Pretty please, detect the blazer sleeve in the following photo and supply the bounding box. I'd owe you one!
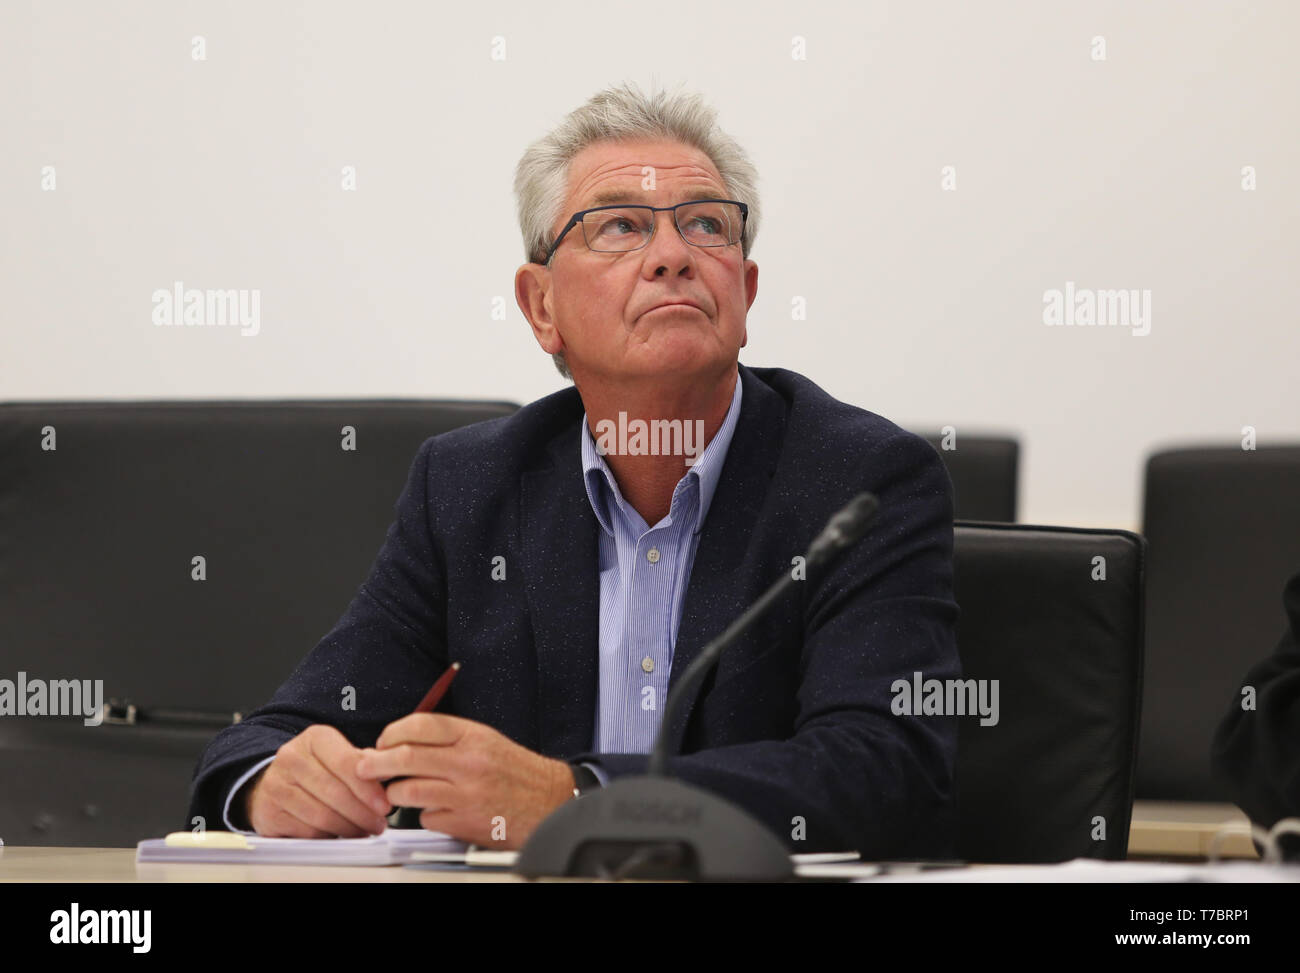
[569,431,961,859]
[186,437,449,829]
[1210,570,1300,833]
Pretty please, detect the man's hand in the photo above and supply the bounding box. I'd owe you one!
[354,714,575,849]
[244,724,393,837]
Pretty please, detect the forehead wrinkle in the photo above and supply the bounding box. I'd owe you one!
[568,157,726,212]
[585,185,726,209]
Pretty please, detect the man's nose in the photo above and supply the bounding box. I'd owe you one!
[642,209,694,268]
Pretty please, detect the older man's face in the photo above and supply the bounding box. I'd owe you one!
[539,138,758,386]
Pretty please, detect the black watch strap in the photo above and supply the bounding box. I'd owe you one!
[568,761,602,797]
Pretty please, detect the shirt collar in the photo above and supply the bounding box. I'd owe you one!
[580,369,743,538]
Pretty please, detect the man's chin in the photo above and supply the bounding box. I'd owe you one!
[623,347,731,382]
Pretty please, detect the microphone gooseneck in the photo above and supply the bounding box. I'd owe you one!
[647,492,879,776]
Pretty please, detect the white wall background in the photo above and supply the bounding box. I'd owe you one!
[3,0,1297,529]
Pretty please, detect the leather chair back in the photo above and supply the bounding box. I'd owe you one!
[0,399,517,845]
[954,522,1145,862]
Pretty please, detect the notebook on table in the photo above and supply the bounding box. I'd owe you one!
[136,827,467,866]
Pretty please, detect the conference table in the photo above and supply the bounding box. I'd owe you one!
[0,800,1266,882]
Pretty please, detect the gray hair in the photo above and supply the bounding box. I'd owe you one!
[513,81,762,381]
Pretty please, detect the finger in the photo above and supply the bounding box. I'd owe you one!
[376,713,468,750]
[418,807,472,840]
[281,781,375,838]
[308,729,394,818]
[261,804,332,839]
[384,777,459,811]
[294,752,390,834]
[249,785,329,839]
[356,742,458,783]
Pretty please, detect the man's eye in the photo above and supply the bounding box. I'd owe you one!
[596,217,640,236]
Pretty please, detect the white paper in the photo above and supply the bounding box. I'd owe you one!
[136,827,467,866]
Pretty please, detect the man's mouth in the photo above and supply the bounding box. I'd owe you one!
[646,301,703,315]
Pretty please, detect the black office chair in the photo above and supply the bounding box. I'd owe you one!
[0,398,517,846]
[919,433,1019,522]
[953,522,1145,862]
[1137,445,1300,800]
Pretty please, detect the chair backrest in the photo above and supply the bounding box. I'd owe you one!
[0,398,517,845]
[953,522,1145,862]
[919,434,1019,522]
[1137,445,1300,799]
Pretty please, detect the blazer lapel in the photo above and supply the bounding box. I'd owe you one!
[660,364,787,753]
[519,421,601,758]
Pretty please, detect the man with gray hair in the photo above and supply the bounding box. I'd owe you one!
[189,82,961,859]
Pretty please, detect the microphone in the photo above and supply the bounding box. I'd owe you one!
[515,492,880,881]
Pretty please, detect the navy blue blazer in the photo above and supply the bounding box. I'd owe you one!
[188,364,961,857]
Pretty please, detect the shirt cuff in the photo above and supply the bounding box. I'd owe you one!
[222,755,276,834]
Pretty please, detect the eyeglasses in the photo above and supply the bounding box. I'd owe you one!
[538,198,748,266]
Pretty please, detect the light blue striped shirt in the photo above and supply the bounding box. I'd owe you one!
[579,370,743,771]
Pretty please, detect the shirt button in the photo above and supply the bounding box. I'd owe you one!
[646,548,660,564]
[641,656,655,673]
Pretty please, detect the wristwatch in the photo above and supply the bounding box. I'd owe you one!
[568,761,602,798]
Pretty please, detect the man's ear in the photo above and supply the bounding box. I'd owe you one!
[740,258,758,348]
[515,263,564,356]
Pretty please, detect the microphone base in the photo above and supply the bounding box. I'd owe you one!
[515,776,795,882]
